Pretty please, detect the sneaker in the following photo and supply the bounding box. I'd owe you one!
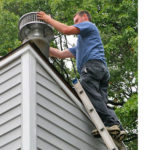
[115,130,127,141]
[106,125,120,135]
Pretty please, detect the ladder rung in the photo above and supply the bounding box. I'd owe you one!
[89,108,94,112]
[79,90,83,94]
[100,128,105,132]
[73,79,119,150]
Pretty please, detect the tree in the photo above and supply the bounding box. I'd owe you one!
[0,9,20,55]
[115,94,138,150]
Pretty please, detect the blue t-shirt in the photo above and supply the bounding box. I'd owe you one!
[69,21,106,74]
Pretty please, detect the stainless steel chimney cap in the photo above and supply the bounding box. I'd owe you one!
[18,12,54,42]
[18,12,54,58]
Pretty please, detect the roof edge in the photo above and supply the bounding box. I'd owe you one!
[0,41,91,121]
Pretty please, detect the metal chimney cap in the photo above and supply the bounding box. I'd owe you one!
[18,12,54,58]
[18,12,52,29]
[18,12,54,42]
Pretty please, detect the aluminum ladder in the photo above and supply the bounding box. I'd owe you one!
[72,78,118,150]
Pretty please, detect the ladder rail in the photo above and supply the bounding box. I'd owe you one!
[73,79,118,150]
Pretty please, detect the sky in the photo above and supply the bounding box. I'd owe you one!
[54,35,77,70]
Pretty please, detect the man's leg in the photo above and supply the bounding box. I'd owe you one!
[96,65,127,140]
[80,60,119,127]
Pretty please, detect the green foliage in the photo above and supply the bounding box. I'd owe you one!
[116,94,138,132]
[2,0,52,16]
[116,94,138,150]
[95,0,138,103]
[0,10,21,55]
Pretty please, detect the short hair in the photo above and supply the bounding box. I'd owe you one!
[74,10,92,22]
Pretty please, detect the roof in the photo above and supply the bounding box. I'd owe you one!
[0,41,91,119]
[0,41,110,150]
[0,41,80,100]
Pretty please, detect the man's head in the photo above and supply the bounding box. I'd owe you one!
[73,10,92,24]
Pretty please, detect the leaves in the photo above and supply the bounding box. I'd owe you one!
[0,10,20,55]
[115,94,138,149]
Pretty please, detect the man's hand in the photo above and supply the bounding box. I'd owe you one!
[37,11,80,35]
[37,11,51,23]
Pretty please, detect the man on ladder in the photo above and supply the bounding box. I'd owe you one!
[38,10,127,149]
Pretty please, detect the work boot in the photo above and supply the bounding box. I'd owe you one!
[115,130,127,141]
[91,125,120,138]
[106,125,120,135]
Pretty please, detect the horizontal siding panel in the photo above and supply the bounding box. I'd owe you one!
[37,116,99,150]
[0,94,21,114]
[0,84,22,104]
[37,104,90,136]
[37,85,91,124]
[0,43,108,150]
[37,105,102,149]
[0,127,21,147]
[36,62,56,85]
[37,126,80,150]
[36,73,75,106]
[0,116,21,136]
[35,63,106,150]
[37,137,62,150]
[0,58,21,75]
[0,73,21,94]
[0,105,21,126]
[0,106,21,126]
[0,63,21,84]
[0,57,21,150]
[0,138,21,150]
[37,95,93,133]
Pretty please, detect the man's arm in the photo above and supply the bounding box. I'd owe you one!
[50,47,75,59]
[37,11,80,35]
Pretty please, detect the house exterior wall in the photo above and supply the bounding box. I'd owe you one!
[0,58,22,150]
[0,43,108,150]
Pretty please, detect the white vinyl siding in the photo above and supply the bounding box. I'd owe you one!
[0,58,22,150]
[36,62,106,150]
[0,43,108,150]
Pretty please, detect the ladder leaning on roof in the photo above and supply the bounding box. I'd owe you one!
[72,78,119,150]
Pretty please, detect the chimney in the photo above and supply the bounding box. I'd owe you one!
[18,12,54,58]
